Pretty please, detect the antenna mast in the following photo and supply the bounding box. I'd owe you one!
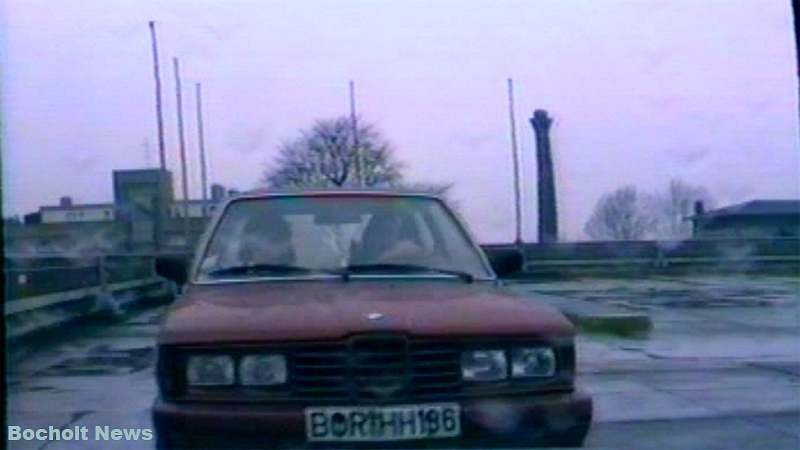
[148,21,167,171]
[173,57,191,245]
[508,78,523,245]
[195,82,209,213]
[349,80,364,186]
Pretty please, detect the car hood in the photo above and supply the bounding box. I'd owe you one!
[158,280,574,345]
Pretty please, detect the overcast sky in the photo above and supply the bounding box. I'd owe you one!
[2,0,798,242]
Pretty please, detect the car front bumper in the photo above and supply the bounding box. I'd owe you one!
[153,390,592,448]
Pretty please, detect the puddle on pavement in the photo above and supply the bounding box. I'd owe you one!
[748,361,800,377]
[582,288,793,309]
[124,313,164,326]
[655,295,782,308]
[36,346,155,377]
[26,385,56,391]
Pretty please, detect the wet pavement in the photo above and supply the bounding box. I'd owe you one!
[6,275,800,449]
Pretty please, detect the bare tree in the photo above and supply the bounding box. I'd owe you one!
[263,117,403,189]
[584,185,654,240]
[647,178,715,239]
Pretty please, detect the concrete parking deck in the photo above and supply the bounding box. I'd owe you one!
[7,275,800,449]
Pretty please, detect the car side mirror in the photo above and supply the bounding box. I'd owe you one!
[483,247,523,277]
[155,255,190,285]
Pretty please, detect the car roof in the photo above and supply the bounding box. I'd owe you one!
[231,188,442,200]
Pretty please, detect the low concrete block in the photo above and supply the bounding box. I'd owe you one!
[508,287,653,338]
[566,311,653,338]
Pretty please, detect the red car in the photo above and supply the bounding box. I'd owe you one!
[153,191,592,448]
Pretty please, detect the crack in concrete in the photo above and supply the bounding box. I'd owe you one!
[37,410,93,450]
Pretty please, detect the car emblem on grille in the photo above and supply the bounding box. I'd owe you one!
[363,379,405,398]
[367,312,384,321]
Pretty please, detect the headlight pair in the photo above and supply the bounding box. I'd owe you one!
[186,354,286,386]
[461,347,555,381]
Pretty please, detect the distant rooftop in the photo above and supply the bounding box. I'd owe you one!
[693,200,800,220]
[40,202,114,211]
[172,199,219,205]
[40,198,218,212]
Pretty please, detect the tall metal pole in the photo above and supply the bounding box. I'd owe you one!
[148,21,167,251]
[195,82,209,214]
[148,21,167,171]
[173,57,190,245]
[794,0,800,125]
[349,80,363,186]
[507,78,523,245]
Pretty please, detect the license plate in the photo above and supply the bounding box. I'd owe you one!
[305,403,461,442]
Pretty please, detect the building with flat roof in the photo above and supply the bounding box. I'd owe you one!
[690,200,800,239]
[40,198,115,224]
[7,169,228,254]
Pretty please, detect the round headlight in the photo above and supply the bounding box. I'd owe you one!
[186,355,235,386]
[511,347,556,378]
[239,354,287,386]
[461,350,507,381]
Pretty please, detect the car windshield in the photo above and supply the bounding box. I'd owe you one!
[195,195,491,281]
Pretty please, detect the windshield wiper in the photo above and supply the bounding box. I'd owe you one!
[206,263,320,278]
[341,263,474,283]
[207,263,475,283]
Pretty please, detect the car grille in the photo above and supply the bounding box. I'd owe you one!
[165,334,573,403]
[290,335,462,402]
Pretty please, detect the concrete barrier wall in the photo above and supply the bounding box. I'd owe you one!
[6,237,793,339]
[4,254,169,339]
[5,254,156,300]
[481,237,800,275]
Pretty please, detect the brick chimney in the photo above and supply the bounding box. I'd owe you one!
[210,184,226,202]
[530,109,558,243]
[694,200,705,216]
